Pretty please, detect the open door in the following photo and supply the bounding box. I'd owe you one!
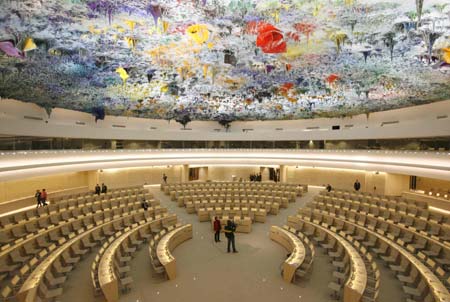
[189,168,200,181]
[268,168,280,182]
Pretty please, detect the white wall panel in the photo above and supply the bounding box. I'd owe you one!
[0,149,449,183]
[0,99,449,140]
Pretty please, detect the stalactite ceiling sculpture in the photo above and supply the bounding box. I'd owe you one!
[0,0,449,121]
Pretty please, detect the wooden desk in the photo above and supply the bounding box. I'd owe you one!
[269,226,305,283]
[98,222,149,302]
[316,200,450,255]
[0,186,89,216]
[306,209,450,302]
[17,224,100,302]
[16,211,146,302]
[402,192,450,211]
[96,214,174,302]
[311,221,365,302]
[349,219,450,302]
[292,216,367,302]
[0,199,142,267]
[98,233,126,302]
[156,224,193,280]
[16,233,77,302]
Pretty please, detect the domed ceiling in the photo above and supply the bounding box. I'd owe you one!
[0,0,449,121]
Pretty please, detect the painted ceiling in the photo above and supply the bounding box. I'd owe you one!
[0,0,449,122]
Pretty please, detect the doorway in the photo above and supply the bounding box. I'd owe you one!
[268,168,280,182]
[189,168,200,181]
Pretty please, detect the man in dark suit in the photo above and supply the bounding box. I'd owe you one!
[95,184,101,195]
[101,183,107,194]
[224,220,238,253]
[354,180,361,191]
[141,199,149,211]
[35,189,42,208]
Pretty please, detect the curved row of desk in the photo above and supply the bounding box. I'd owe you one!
[269,226,306,283]
[0,186,148,228]
[0,200,143,278]
[299,207,450,302]
[287,215,368,302]
[15,210,150,302]
[315,193,450,244]
[309,198,450,271]
[98,214,180,302]
[0,189,155,277]
[155,224,193,280]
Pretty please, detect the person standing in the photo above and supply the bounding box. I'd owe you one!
[354,180,361,191]
[35,189,42,208]
[41,189,48,206]
[101,183,107,194]
[224,220,238,253]
[163,174,168,184]
[141,199,149,211]
[326,184,332,192]
[213,217,221,242]
[95,184,101,195]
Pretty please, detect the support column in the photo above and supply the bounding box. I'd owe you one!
[199,167,209,181]
[280,165,287,183]
[181,164,189,182]
[364,171,386,194]
[260,167,270,182]
[384,173,410,196]
[87,170,99,190]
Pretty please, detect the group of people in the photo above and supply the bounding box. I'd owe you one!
[249,173,262,182]
[35,189,48,208]
[213,217,238,253]
[326,179,361,193]
[94,183,108,195]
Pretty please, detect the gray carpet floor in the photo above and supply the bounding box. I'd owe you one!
[60,186,406,302]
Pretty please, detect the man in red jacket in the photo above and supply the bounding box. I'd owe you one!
[41,189,48,206]
[213,216,221,242]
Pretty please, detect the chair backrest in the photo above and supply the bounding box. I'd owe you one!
[374,269,381,280]
[424,293,435,302]
[1,285,12,299]
[417,278,427,292]
[425,258,436,270]
[400,256,410,269]
[10,275,20,287]
[365,251,372,262]
[435,266,446,278]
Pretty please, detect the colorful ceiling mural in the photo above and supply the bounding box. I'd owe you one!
[0,0,449,121]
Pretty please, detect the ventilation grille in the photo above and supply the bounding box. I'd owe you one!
[23,115,43,121]
[75,121,86,125]
[112,124,126,128]
[306,126,320,130]
[380,121,399,126]
[436,115,448,120]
